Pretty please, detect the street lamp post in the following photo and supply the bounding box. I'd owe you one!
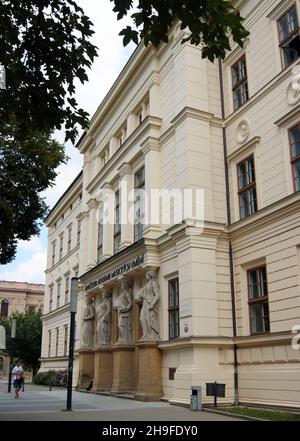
[66,277,78,411]
[8,318,16,393]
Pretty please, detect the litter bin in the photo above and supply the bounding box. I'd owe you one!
[190,385,202,411]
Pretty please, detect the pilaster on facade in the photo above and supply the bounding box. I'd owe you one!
[118,163,134,251]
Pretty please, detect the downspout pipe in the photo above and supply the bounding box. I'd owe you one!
[218,58,239,406]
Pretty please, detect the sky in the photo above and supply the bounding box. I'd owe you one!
[0,0,136,284]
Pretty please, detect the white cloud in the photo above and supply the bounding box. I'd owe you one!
[18,237,46,254]
[0,252,47,284]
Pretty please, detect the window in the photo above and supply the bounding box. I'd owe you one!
[237,155,257,219]
[67,226,72,253]
[55,327,59,357]
[57,282,61,308]
[168,278,180,339]
[278,5,300,68]
[52,241,56,266]
[64,325,68,356]
[289,123,300,191]
[49,288,53,312]
[48,330,51,357]
[114,190,121,253]
[248,266,270,334]
[232,55,249,110]
[65,277,70,304]
[79,192,82,201]
[0,299,9,318]
[134,167,145,241]
[97,222,103,262]
[77,219,82,245]
[59,234,63,260]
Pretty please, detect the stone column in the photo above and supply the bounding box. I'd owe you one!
[87,199,98,270]
[135,340,162,401]
[118,163,134,251]
[141,137,161,239]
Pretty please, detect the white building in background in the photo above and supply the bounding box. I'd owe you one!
[41,0,300,408]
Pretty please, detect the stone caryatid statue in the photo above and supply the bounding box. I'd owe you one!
[97,290,112,345]
[82,297,95,348]
[139,270,160,340]
[117,281,133,344]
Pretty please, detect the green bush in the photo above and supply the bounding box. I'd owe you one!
[33,370,68,387]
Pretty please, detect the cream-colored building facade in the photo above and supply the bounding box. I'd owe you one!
[41,0,300,408]
[0,281,44,374]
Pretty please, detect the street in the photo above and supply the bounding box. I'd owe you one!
[0,383,244,421]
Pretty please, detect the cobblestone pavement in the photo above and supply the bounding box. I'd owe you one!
[0,383,244,421]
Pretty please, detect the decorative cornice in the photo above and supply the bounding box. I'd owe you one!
[171,106,223,128]
[267,0,295,20]
[274,105,300,127]
[87,198,98,210]
[141,137,160,155]
[227,136,261,162]
[117,162,132,178]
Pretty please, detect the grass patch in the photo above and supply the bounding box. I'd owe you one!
[223,406,300,421]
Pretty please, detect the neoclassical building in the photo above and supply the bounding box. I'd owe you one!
[41,0,300,408]
[0,281,44,375]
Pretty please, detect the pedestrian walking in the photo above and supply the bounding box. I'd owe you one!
[12,361,24,399]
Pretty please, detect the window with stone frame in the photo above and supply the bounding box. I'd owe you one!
[49,287,53,312]
[168,278,180,339]
[248,266,270,335]
[289,123,300,191]
[57,282,61,308]
[232,55,249,110]
[65,277,70,304]
[114,190,121,253]
[134,167,145,242]
[59,233,64,260]
[278,4,300,68]
[237,154,257,219]
[67,225,72,253]
[0,299,9,318]
[52,241,56,266]
[77,219,82,245]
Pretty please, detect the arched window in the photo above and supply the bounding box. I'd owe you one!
[1,299,9,318]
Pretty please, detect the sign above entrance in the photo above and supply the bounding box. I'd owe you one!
[85,255,145,292]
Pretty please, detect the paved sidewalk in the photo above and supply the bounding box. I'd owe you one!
[0,383,244,421]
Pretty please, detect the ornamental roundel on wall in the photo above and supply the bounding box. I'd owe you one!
[236,118,251,144]
[287,65,300,106]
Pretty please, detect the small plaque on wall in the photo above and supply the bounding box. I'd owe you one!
[180,301,192,318]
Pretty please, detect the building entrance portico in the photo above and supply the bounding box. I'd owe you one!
[78,243,162,401]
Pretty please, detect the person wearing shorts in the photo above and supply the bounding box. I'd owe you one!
[12,362,24,399]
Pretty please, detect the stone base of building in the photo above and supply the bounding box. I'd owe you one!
[135,339,162,401]
[78,348,94,390]
[92,346,113,393]
[111,344,135,394]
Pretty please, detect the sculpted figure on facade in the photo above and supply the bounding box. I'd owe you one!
[82,297,95,348]
[97,290,112,345]
[287,65,300,105]
[139,270,160,340]
[117,281,133,344]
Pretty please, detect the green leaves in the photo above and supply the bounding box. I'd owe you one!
[0,309,43,374]
[113,0,249,60]
[0,0,98,144]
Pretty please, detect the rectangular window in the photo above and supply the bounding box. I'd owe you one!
[237,155,257,219]
[134,167,145,241]
[57,282,61,308]
[64,325,68,356]
[248,266,270,335]
[114,190,121,253]
[59,234,63,260]
[55,327,59,357]
[278,5,300,68]
[97,204,103,262]
[168,278,180,339]
[48,330,51,358]
[77,219,82,245]
[52,241,56,266]
[232,55,249,110]
[65,277,70,304]
[289,123,300,191]
[49,287,53,312]
[67,226,72,253]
